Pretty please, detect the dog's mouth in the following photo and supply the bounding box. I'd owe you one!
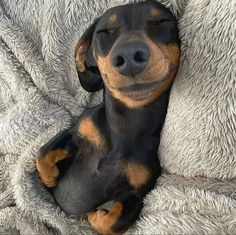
[102,62,175,101]
[117,69,172,100]
[118,81,162,100]
[119,80,160,93]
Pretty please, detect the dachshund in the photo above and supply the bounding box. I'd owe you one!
[36,1,180,234]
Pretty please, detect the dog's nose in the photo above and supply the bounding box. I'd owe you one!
[111,42,150,76]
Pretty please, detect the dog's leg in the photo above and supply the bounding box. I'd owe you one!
[87,194,143,235]
[36,128,75,187]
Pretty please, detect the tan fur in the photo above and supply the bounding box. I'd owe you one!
[87,202,125,235]
[150,7,159,17]
[122,163,150,189]
[75,39,90,72]
[36,149,68,187]
[159,44,181,67]
[78,117,105,149]
[109,14,118,24]
[96,34,180,108]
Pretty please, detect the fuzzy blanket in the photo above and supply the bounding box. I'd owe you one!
[0,0,236,234]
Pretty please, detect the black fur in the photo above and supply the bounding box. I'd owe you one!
[37,1,180,233]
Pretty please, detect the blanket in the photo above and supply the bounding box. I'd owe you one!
[0,0,236,234]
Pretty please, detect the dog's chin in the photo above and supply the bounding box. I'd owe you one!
[118,81,163,101]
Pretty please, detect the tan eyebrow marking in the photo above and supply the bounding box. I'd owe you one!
[150,7,159,17]
[109,14,118,24]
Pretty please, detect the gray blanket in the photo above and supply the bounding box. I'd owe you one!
[0,0,236,234]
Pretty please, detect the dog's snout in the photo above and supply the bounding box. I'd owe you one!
[111,42,149,76]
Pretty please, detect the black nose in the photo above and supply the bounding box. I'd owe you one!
[111,42,150,76]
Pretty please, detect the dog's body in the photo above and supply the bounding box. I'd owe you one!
[36,1,180,234]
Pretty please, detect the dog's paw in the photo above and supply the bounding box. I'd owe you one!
[87,202,124,235]
[36,158,59,188]
[88,209,113,235]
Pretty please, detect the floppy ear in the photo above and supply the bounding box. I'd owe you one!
[75,19,104,92]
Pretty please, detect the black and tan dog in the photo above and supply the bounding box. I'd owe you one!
[36,1,180,234]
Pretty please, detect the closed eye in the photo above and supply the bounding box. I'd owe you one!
[96,28,116,35]
[148,18,173,26]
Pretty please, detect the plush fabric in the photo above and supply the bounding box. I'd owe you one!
[0,0,235,234]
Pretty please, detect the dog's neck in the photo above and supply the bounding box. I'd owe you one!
[103,89,170,140]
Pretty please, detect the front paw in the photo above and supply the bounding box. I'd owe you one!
[88,209,117,235]
[87,202,124,235]
[36,158,59,187]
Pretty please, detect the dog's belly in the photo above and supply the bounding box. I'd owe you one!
[52,154,114,216]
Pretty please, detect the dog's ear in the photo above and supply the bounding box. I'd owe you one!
[75,18,104,92]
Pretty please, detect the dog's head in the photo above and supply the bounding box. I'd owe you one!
[75,1,180,108]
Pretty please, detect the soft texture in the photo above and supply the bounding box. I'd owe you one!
[0,0,236,234]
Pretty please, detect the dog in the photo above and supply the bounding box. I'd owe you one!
[36,1,180,234]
